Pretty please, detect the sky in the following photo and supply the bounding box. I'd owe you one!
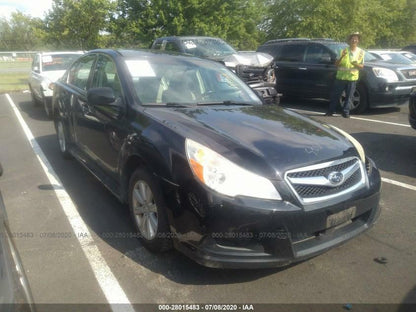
[0,0,53,19]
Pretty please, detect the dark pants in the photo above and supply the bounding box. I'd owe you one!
[328,79,357,115]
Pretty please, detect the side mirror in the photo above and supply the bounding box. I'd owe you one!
[33,66,40,73]
[87,87,123,119]
[87,87,116,106]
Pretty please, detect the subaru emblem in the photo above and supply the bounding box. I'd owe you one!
[328,171,344,186]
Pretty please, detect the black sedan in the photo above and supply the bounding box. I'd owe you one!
[52,49,381,268]
[410,90,416,129]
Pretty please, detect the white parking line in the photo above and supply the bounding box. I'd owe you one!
[349,116,411,128]
[289,108,411,128]
[5,94,135,312]
[382,177,416,191]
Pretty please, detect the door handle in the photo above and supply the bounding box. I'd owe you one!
[298,67,307,70]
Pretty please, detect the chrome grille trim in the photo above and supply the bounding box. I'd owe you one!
[284,157,367,205]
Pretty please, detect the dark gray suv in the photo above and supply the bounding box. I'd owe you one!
[258,39,416,113]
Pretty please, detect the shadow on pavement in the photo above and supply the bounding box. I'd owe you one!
[353,132,416,179]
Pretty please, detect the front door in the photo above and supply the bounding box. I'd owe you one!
[76,54,126,182]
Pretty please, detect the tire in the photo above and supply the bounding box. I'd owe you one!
[43,96,52,119]
[129,168,172,253]
[55,118,72,159]
[29,85,40,107]
[340,83,368,114]
[349,83,368,114]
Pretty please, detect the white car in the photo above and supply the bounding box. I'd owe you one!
[28,51,84,118]
[368,49,416,65]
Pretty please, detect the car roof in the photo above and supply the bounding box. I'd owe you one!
[368,50,401,53]
[262,38,339,45]
[87,48,217,62]
[155,36,226,41]
[38,51,84,55]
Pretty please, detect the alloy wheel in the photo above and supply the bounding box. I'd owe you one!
[132,180,158,240]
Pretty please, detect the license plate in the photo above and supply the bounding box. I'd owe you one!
[326,206,357,228]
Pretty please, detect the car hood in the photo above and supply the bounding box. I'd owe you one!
[39,70,66,82]
[144,105,356,179]
[365,59,416,70]
[207,52,273,68]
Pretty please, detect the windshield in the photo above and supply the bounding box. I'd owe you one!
[125,56,262,106]
[401,52,416,63]
[179,38,237,58]
[372,52,414,64]
[42,54,81,71]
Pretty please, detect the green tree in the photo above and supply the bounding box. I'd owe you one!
[44,0,115,50]
[0,12,45,51]
[264,0,416,48]
[110,0,266,50]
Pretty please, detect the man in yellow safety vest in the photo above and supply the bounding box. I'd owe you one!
[326,32,365,118]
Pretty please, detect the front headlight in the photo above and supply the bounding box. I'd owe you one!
[372,67,399,82]
[329,125,365,163]
[185,139,282,200]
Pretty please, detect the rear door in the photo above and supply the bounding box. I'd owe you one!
[275,43,308,96]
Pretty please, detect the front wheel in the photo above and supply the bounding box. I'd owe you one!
[129,168,172,253]
[348,83,368,114]
[43,96,52,119]
[29,85,40,107]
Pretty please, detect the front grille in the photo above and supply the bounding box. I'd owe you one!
[288,158,356,179]
[285,157,366,204]
[293,170,361,198]
[235,65,267,82]
[400,68,416,79]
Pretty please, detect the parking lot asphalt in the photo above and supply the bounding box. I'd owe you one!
[0,91,415,310]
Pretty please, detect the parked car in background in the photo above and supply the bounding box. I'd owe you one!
[28,51,84,118]
[0,163,36,312]
[368,50,416,65]
[409,91,416,129]
[402,44,416,54]
[151,36,279,104]
[52,49,381,268]
[257,38,416,113]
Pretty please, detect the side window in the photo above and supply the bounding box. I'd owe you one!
[305,44,332,64]
[91,55,122,98]
[277,44,306,62]
[152,40,163,50]
[68,55,96,91]
[258,44,280,59]
[165,42,181,52]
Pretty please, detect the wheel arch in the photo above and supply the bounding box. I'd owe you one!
[120,154,147,204]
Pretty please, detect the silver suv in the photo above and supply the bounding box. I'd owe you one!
[28,51,83,118]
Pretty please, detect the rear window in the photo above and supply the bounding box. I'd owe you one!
[42,54,80,71]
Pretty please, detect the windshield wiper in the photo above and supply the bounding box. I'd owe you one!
[165,102,195,107]
[197,101,254,106]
